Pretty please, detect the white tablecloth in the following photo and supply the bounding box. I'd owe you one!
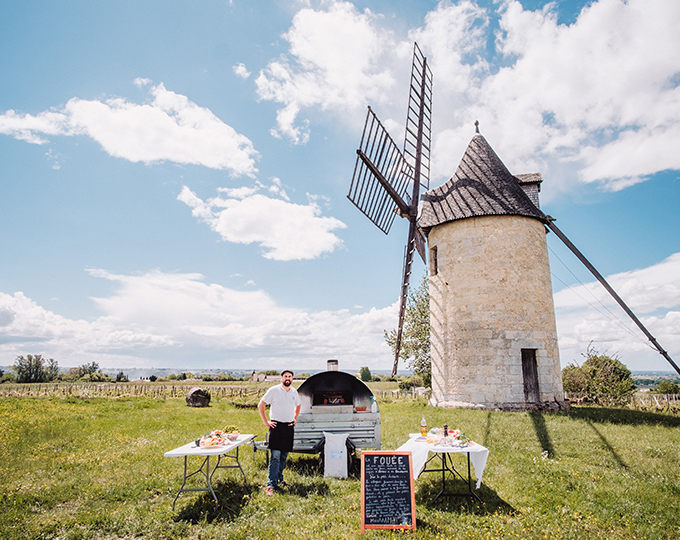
[396,434,489,489]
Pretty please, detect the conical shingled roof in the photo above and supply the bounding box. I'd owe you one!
[419,133,547,232]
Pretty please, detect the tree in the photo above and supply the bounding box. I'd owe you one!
[654,380,680,395]
[398,374,424,391]
[44,357,60,381]
[359,366,372,382]
[76,362,100,378]
[13,354,59,383]
[384,273,431,387]
[562,344,636,403]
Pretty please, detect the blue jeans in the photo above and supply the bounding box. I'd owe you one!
[267,449,289,489]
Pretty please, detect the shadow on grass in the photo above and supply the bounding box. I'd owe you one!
[285,454,322,476]
[415,477,515,516]
[584,419,628,469]
[174,479,254,524]
[568,406,680,428]
[521,407,677,464]
[483,410,493,447]
[279,479,332,498]
[529,412,555,458]
[262,452,362,479]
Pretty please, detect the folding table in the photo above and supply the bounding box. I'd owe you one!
[164,434,255,510]
[397,435,489,503]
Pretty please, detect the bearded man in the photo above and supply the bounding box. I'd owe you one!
[257,369,301,495]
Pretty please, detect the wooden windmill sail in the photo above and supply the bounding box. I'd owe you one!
[348,43,432,376]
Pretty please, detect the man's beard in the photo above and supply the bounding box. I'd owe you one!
[283,379,291,387]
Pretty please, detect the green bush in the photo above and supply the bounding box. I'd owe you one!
[398,375,423,390]
[562,345,636,404]
[654,380,680,394]
[0,372,17,384]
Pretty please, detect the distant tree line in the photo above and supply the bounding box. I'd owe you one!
[1,355,128,384]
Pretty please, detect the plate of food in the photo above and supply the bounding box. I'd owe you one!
[199,430,229,447]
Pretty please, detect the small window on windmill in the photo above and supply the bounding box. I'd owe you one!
[521,349,540,403]
[430,246,438,276]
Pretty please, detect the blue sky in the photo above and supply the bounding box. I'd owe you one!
[1,0,679,373]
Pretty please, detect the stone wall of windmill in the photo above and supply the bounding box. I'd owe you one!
[419,132,567,410]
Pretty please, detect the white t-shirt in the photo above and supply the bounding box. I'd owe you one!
[261,383,301,423]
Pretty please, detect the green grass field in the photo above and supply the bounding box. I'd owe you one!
[1,393,678,539]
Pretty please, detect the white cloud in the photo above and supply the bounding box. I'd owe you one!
[0,82,259,176]
[0,270,397,370]
[468,0,680,191]
[423,0,680,192]
[133,77,152,87]
[0,289,173,368]
[553,252,680,369]
[232,63,251,79]
[255,0,399,144]
[256,0,680,194]
[3,254,678,371]
[267,177,290,201]
[178,183,346,260]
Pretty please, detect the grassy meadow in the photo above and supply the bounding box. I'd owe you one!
[1,389,679,539]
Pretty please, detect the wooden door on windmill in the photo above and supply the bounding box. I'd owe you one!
[521,349,540,403]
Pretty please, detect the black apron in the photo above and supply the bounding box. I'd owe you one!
[268,421,295,452]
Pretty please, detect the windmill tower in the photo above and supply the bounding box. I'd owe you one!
[348,43,432,376]
[348,45,680,402]
[419,128,566,410]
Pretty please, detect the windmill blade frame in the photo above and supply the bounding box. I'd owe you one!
[403,42,433,194]
[390,44,432,376]
[347,43,432,377]
[348,107,413,235]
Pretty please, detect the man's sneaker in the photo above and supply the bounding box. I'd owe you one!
[266,487,274,496]
[279,481,290,487]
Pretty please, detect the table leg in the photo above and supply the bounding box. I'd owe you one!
[433,453,446,502]
[205,456,219,506]
[171,455,219,511]
[211,445,248,483]
[424,452,482,504]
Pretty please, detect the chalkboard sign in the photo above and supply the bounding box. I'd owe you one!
[361,451,416,533]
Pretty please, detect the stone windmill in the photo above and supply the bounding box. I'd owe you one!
[419,127,565,410]
[420,126,680,409]
[350,45,679,409]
